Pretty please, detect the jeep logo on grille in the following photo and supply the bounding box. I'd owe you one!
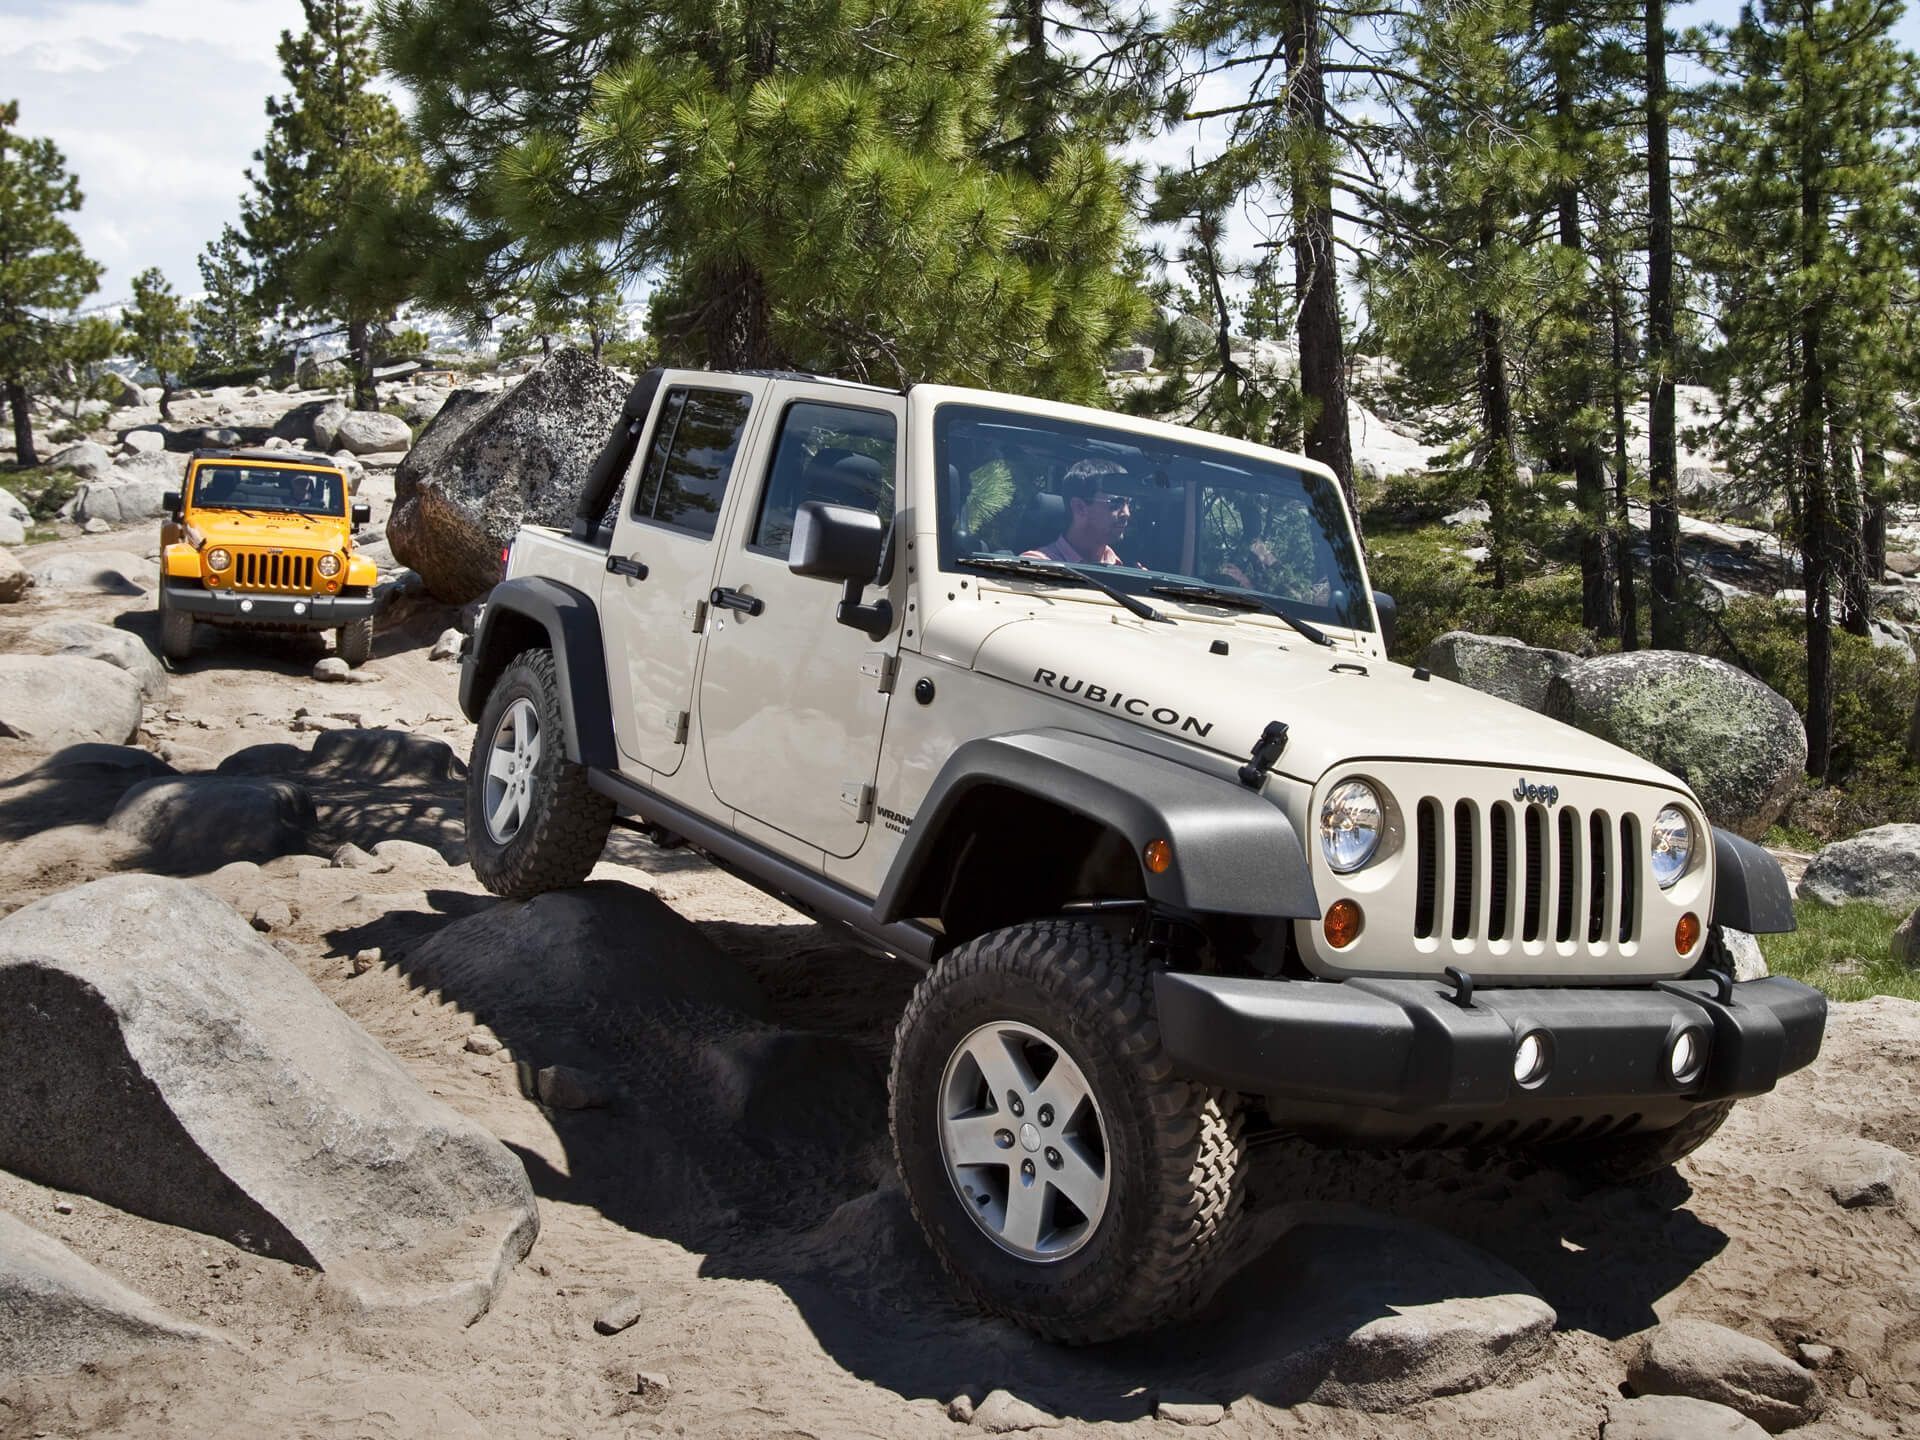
[1513,777,1560,805]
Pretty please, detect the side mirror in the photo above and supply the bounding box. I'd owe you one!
[350,501,371,527]
[791,501,894,640]
[162,490,182,518]
[1372,590,1398,654]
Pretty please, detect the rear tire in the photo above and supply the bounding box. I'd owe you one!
[337,614,374,666]
[466,647,614,898]
[159,584,195,663]
[1531,1099,1736,1184]
[890,919,1244,1344]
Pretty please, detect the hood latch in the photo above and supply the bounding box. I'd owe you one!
[1237,721,1290,790]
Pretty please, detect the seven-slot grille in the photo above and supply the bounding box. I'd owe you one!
[230,549,318,592]
[1413,795,1641,951]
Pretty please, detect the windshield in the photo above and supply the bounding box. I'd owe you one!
[189,463,346,518]
[933,404,1373,631]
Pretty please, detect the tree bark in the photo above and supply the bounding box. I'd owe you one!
[5,378,37,468]
[347,317,376,411]
[158,383,174,423]
[1283,0,1358,532]
[1863,443,1888,582]
[1834,434,1871,637]
[1475,216,1519,592]
[704,259,776,370]
[1607,270,1639,648]
[1800,198,1834,780]
[1646,0,1682,647]
[1558,165,1617,636]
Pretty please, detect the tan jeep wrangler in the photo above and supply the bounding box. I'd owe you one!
[158,448,377,665]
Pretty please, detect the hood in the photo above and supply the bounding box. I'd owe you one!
[965,606,1688,792]
[189,510,345,547]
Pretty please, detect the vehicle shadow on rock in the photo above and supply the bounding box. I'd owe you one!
[329,874,1731,1422]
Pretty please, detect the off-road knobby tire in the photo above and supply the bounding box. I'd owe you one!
[889,919,1244,1344]
[1532,1099,1736,1185]
[158,584,195,663]
[337,614,374,666]
[466,647,614,899]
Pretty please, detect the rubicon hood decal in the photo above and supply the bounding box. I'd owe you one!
[1032,667,1215,739]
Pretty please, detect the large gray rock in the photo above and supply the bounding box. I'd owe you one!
[0,547,26,602]
[0,1207,220,1378]
[0,655,142,747]
[1603,1395,1769,1439]
[335,410,412,455]
[27,549,149,594]
[311,399,350,452]
[73,476,170,528]
[111,447,186,483]
[1420,632,1578,713]
[106,775,317,869]
[27,619,167,701]
[44,441,114,480]
[388,348,629,602]
[1545,652,1806,840]
[1798,1137,1917,1210]
[1894,906,1919,969]
[0,876,537,1310]
[1799,824,1920,914]
[1183,1206,1556,1410]
[1625,1316,1822,1432]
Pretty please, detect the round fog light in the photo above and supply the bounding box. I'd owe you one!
[1669,1029,1707,1085]
[239,599,253,613]
[1513,1031,1551,1087]
[293,601,307,616]
[1323,899,1363,948]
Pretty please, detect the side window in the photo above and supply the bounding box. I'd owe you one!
[630,387,752,539]
[747,402,897,557]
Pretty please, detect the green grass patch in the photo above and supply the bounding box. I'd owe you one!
[1758,900,1918,1003]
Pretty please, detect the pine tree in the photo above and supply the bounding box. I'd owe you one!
[123,268,196,421]
[47,313,124,429]
[241,0,427,408]
[193,226,267,377]
[0,101,103,467]
[1690,0,1920,779]
[378,0,1142,398]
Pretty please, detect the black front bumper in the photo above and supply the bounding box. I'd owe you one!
[1155,971,1827,1144]
[165,580,374,629]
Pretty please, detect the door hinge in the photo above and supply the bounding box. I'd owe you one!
[665,709,689,744]
[861,650,899,693]
[685,599,708,633]
[839,783,874,822]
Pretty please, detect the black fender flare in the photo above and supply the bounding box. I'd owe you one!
[1709,827,1797,935]
[872,728,1320,925]
[458,576,617,770]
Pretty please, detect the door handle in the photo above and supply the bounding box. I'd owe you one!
[606,554,648,579]
[710,586,764,616]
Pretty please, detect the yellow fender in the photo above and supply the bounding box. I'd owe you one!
[162,542,202,579]
[345,554,379,588]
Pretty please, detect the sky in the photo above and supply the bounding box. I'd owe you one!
[4,0,1919,316]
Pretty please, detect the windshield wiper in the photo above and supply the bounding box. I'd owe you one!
[958,554,1172,624]
[1150,583,1334,647]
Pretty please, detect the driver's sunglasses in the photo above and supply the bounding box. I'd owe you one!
[1090,493,1132,513]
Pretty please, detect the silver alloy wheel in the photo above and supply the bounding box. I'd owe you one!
[937,1020,1110,1263]
[482,696,542,844]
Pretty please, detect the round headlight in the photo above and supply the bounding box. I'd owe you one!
[317,553,342,578]
[1651,805,1694,889]
[1320,779,1384,874]
[205,548,231,572]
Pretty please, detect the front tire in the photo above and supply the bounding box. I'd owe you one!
[890,920,1244,1344]
[466,648,614,898]
[158,584,195,663]
[336,614,374,666]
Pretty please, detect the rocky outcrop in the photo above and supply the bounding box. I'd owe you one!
[106,775,317,869]
[387,348,629,602]
[0,1208,221,1378]
[334,410,412,455]
[27,620,167,701]
[1544,652,1805,840]
[0,547,27,602]
[1603,1395,1769,1439]
[44,441,114,480]
[1895,906,1919,969]
[0,876,537,1319]
[1798,1137,1917,1210]
[0,655,143,747]
[1798,824,1920,914]
[1623,1317,1821,1432]
[27,550,149,595]
[1419,632,1578,713]
[72,475,170,528]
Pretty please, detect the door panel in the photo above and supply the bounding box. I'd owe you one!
[700,388,906,857]
[602,382,763,775]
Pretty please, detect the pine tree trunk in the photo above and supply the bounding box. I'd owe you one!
[1284,0,1358,532]
[1558,170,1617,636]
[704,259,775,370]
[1607,250,1639,649]
[1834,435,1871,637]
[347,318,376,411]
[5,378,36,468]
[1646,0,1682,648]
[1475,215,1518,592]
[1863,444,1888,582]
[159,383,174,423]
[1800,210,1834,779]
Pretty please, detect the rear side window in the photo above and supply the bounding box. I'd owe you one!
[631,387,753,539]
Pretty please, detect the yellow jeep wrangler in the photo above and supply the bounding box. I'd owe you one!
[158,448,379,665]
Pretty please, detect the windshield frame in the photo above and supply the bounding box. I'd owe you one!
[186,461,349,520]
[929,401,1375,634]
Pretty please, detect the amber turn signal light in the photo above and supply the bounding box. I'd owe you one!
[1675,912,1702,955]
[1143,838,1172,874]
[1324,899,1363,949]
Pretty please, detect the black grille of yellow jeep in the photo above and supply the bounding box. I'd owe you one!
[1413,797,1643,949]
[231,550,317,592]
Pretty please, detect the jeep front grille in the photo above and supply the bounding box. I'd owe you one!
[1412,796,1641,948]
[231,550,317,592]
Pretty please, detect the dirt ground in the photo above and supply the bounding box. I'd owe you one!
[2,529,1918,1440]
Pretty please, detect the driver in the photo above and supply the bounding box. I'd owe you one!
[1022,460,1137,567]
